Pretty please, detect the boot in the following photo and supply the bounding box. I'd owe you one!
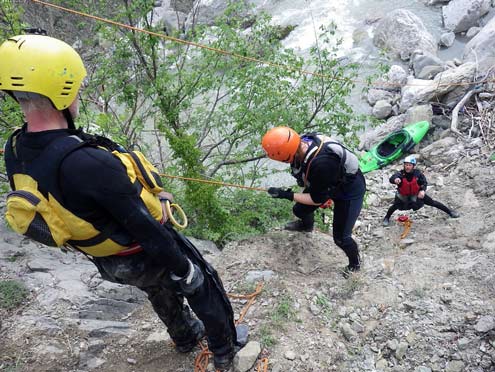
[213,324,249,371]
[342,264,360,279]
[174,318,205,353]
[382,217,390,226]
[284,220,313,232]
[213,349,235,371]
[449,210,460,218]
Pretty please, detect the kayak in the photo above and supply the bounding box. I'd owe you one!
[358,120,430,173]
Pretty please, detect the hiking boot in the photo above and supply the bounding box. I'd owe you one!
[342,264,360,279]
[449,210,460,218]
[382,217,390,227]
[284,220,313,232]
[213,349,235,371]
[174,319,205,353]
[213,324,249,371]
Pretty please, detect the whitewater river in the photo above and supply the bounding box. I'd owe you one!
[259,0,465,60]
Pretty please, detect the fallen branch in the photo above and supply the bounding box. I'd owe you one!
[451,87,483,135]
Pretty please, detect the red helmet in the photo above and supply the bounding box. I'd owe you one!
[262,127,300,163]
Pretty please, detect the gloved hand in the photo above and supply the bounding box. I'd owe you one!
[267,187,294,201]
[170,259,204,296]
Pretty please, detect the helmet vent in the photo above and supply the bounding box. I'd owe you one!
[10,76,24,87]
[61,80,75,95]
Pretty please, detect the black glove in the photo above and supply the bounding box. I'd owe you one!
[267,187,294,201]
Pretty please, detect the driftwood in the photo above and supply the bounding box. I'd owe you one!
[451,87,483,135]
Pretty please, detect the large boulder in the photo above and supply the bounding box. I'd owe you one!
[400,62,477,111]
[463,15,495,75]
[358,115,406,151]
[442,0,491,33]
[373,9,437,60]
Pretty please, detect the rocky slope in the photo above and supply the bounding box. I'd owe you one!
[1,132,494,372]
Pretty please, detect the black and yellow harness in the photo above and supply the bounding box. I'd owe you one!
[4,129,164,257]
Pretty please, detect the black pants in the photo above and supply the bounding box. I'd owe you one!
[293,195,364,268]
[385,194,451,219]
[92,226,236,357]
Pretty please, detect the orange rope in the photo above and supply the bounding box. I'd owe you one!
[193,282,264,372]
[27,0,494,89]
[233,282,264,325]
[194,341,212,372]
[398,219,413,240]
[256,358,269,372]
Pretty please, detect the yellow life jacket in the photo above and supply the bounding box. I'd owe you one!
[4,130,164,256]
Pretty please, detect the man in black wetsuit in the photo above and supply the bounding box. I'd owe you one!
[0,34,244,371]
[261,126,366,277]
[382,155,460,226]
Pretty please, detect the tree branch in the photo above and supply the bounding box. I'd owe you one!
[451,87,483,135]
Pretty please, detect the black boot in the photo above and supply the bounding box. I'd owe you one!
[212,324,249,371]
[449,210,460,218]
[284,220,313,232]
[213,349,235,371]
[342,264,360,279]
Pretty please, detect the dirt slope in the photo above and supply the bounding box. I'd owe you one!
[1,141,494,372]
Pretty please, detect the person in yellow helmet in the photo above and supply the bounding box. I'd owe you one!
[0,33,245,371]
[262,126,366,277]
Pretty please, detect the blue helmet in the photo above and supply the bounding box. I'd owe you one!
[403,155,417,165]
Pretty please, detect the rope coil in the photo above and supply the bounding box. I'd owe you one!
[162,199,188,229]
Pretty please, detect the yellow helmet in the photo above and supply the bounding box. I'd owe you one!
[0,34,87,110]
[262,126,301,163]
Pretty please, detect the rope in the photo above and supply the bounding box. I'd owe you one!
[162,199,188,229]
[159,173,267,192]
[27,0,494,90]
[256,358,269,372]
[398,217,413,240]
[29,0,336,80]
[193,282,264,372]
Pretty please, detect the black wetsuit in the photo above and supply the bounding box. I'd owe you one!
[291,137,366,269]
[384,168,453,219]
[4,127,236,357]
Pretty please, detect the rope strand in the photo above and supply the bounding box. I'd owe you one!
[27,0,494,89]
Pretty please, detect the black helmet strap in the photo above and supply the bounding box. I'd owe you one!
[63,108,76,129]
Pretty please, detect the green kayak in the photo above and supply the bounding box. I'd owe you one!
[358,120,430,173]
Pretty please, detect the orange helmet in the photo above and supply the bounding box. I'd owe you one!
[262,126,300,163]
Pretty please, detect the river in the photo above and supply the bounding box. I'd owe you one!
[260,0,466,59]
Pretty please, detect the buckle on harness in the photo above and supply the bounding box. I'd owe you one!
[114,243,144,256]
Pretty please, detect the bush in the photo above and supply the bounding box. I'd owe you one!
[0,280,29,310]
